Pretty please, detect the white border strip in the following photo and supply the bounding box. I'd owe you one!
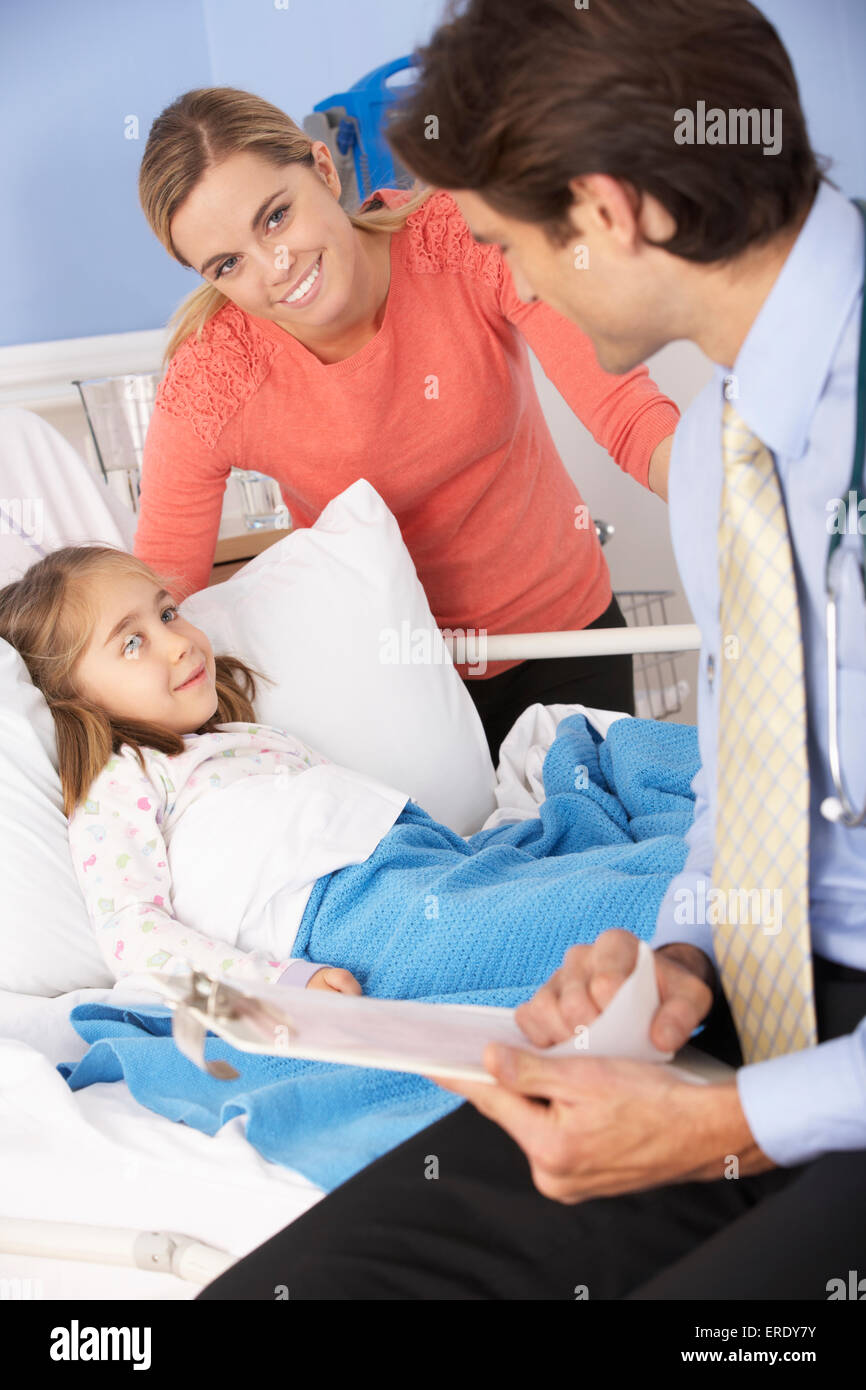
[0,328,167,410]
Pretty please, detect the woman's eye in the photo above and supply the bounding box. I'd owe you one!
[214,207,290,280]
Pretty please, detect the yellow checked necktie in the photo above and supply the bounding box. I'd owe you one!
[712,398,817,1062]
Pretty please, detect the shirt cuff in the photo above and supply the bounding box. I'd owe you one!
[274,959,327,989]
[736,1030,866,1166]
[651,872,719,968]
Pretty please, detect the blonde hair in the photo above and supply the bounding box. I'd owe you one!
[0,546,275,818]
[138,86,434,366]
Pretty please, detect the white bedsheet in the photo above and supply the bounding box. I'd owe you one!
[0,983,323,1300]
[0,700,622,1300]
[480,701,629,828]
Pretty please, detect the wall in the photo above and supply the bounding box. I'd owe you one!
[3,0,861,348]
[0,0,443,347]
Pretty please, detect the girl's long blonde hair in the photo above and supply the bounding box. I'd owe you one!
[139,86,434,366]
[0,547,274,818]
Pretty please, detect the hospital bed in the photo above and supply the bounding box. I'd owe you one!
[0,408,701,1300]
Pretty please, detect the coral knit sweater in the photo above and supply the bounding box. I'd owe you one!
[134,189,679,678]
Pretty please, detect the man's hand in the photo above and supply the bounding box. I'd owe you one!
[306,966,362,995]
[425,929,777,1201]
[514,928,715,1056]
[430,1052,775,1203]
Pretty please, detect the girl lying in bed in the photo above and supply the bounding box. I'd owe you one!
[0,545,694,1009]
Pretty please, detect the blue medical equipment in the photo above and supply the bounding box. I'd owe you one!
[303,56,418,207]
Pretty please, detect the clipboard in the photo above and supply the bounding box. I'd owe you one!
[145,951,735,1087]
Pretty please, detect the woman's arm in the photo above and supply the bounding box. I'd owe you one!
[134,401,232,600]
[647,434,672,501]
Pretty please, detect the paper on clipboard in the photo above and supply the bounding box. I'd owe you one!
[147,940,735,1086]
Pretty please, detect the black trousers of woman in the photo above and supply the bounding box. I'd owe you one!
[197,961,866,1301]
[461,594,635,765]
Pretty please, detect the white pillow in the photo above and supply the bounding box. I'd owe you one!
[0,637,114,994]
[0,408,133,994]
[181,479,496,835]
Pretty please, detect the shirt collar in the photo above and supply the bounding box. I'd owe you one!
[730,181,865,459]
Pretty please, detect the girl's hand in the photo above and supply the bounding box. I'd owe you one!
[306,966,362,995]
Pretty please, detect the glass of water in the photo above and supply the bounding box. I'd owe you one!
[230,469,291,531]
[73,372,163,513]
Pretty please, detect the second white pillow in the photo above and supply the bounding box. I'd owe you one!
[181,479,497,835]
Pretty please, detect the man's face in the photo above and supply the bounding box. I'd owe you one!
[73,574,219,735]
[449,183,678,374]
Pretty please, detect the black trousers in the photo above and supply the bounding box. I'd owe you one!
[462,595,635,764]
[197,956,866,1300]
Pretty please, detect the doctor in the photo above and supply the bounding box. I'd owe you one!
[199,0,866,1300]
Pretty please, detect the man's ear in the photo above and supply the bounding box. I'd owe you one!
[567,174,655,253]
[569,175,680,256]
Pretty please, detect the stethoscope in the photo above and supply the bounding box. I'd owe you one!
[819,198,866,827]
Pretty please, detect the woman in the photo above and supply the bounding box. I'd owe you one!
[134,88,679,760]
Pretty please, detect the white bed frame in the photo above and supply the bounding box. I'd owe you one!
[0,621,701,1288]
[450,624,700,662]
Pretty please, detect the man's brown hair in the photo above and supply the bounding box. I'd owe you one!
[386,0,826,262]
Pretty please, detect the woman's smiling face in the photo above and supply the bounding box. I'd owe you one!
[73,573,219,735]
[170,145,363,332]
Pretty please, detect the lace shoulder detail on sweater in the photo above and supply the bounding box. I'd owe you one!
[155,302,281,449]
[401,190,503,291]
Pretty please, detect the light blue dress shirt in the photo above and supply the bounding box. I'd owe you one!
[652,180,866,1167]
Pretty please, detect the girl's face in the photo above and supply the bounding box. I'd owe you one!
[73,574,218,735]
[170,145,364,340]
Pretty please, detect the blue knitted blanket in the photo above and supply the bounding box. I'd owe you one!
[59,715,699,1191]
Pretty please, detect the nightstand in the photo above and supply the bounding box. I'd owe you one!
[208,527,288,585]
